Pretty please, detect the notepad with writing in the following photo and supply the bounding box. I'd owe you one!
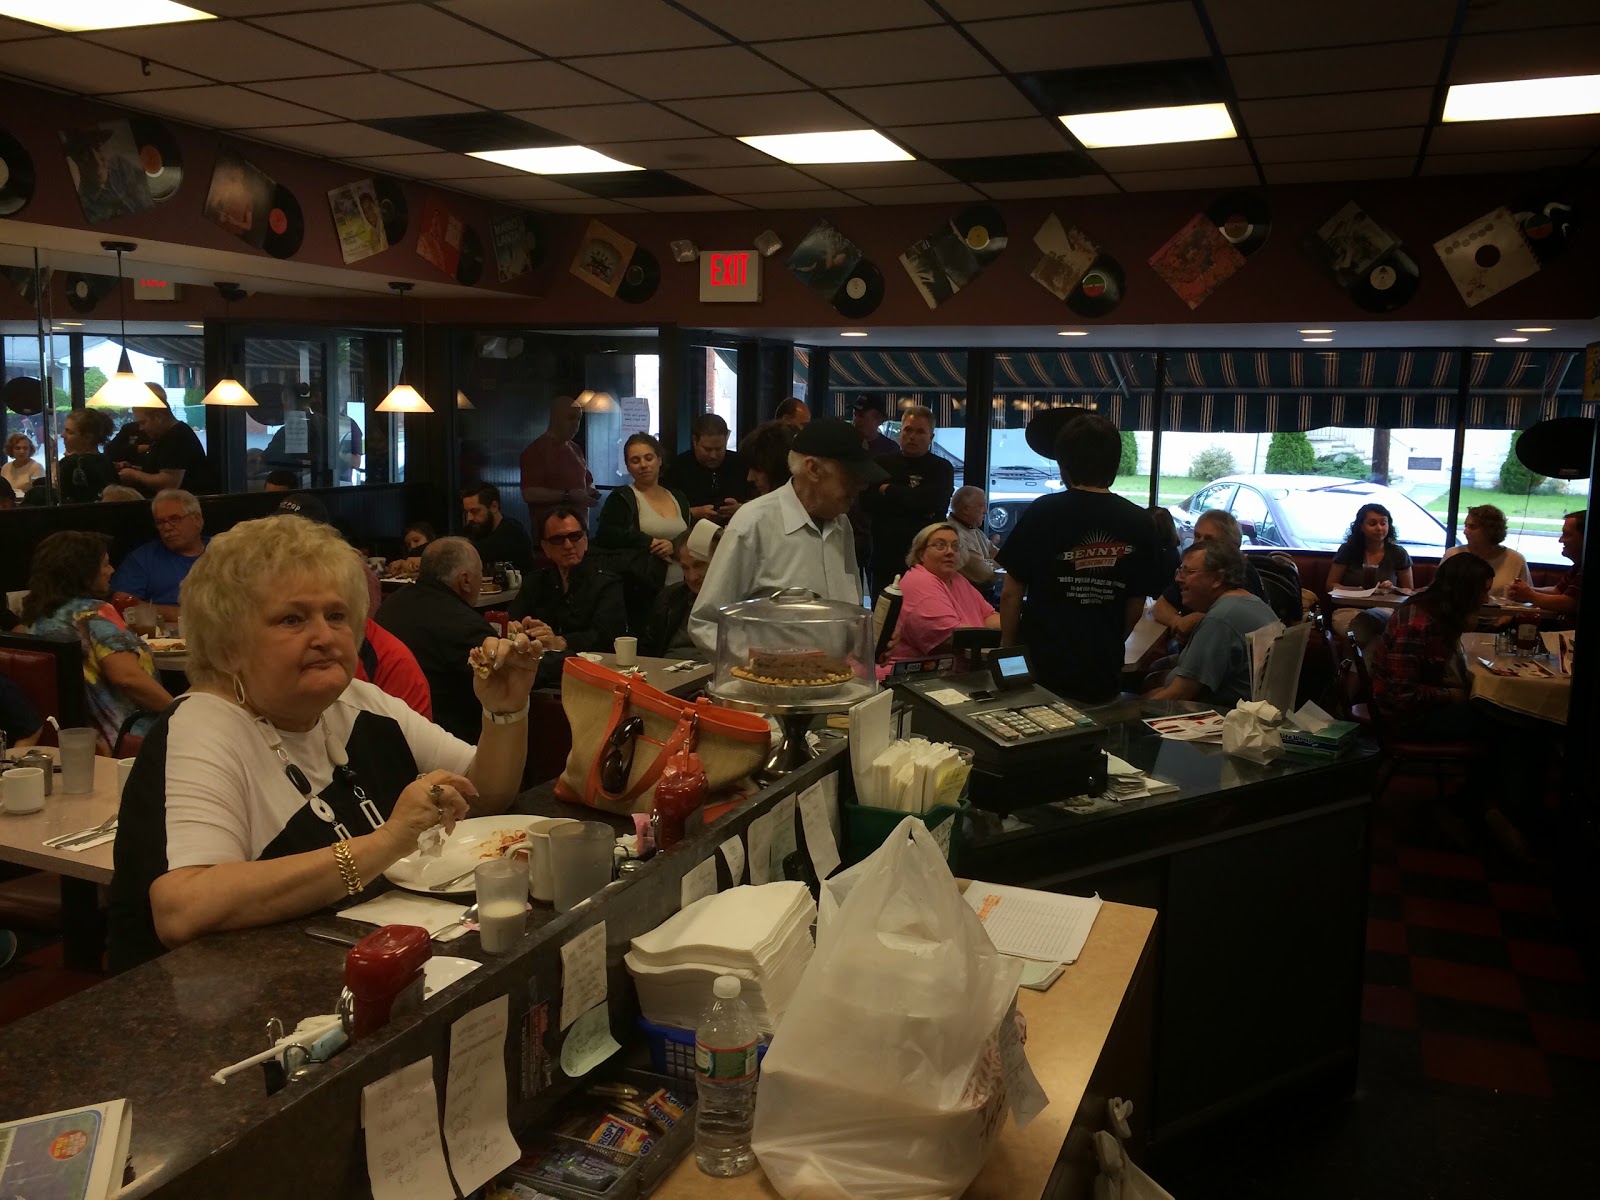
[964,882,1102,964]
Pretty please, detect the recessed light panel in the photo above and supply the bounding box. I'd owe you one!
[1302,337,1334,343]
[0,1,213,30]
[1514,327,1553,333]
[468,146,642,175]
[839,331,869,337]
[1442,74,1600,122]
[739,130,912,165]
[1061,102,1235,149]
[1058,330,1089,336]
[1495,336,1529,343]
[1299,328,1335,334]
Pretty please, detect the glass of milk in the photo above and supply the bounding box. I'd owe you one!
[474,859,528,953]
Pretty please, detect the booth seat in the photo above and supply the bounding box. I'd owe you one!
[0,631,85,745]
[1245,550,1567,613]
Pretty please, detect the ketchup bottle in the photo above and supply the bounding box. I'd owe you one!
[343,925,432,1041]
[653,746,708,851]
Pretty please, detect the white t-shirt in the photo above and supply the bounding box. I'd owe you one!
[1441,544,1532,595]
[159,680,474,869]
[3,458,43,497]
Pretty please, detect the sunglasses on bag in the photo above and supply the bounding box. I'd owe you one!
[542,530,585,546]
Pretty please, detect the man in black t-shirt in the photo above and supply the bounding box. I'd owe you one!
[461,482,535,578]
[117,404,216,496]
[863,405,955,599]
[661,412,751,525]
[997,414,1160,703]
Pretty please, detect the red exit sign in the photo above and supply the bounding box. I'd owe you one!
[698,250,762,302]
[133,278,178,301]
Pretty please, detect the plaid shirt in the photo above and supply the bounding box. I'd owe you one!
[1370,602,1456,718]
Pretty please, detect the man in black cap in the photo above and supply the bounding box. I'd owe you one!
[852,398,898,456]
[689,417,887,653]
[862,404,955,598]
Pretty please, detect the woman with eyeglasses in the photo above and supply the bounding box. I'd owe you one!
[884,522,1000,664]
[3,432,43,499]
[56,410,117,504]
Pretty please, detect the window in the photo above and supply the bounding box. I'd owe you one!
[1228,485,1275,545]
[827,347,968,501]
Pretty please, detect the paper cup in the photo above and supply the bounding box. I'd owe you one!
[526,816,579,902]
[117,758,135,797]
[614,636,638,667]
[1,767,46,815]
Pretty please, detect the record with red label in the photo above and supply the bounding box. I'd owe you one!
[1206,190,1270,256]
[264,184,304,259]
[1511,189,1576,263]
[129,116,182,203]
[0,126,35,217]
[1348,247,1420,313]
[1066,255,1125,318]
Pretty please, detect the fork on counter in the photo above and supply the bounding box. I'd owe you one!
[44,814,119,849]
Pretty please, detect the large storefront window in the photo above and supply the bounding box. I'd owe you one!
[828,347,969,492]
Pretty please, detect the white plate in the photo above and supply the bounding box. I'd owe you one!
[383,815,529,894]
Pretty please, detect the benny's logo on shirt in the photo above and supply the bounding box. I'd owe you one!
[907,473,924,488]
[1058,530,1136,571]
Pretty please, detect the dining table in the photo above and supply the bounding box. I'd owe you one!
[378,575,520,610]
[1461,631,1573,725]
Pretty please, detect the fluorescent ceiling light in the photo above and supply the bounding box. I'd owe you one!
[1494,336,1529,344]
[839,331,869,337]
[1514,326,1553,333]
[1442,74,1600,122]
[739,129,912,164]
[0,1,214,30]
[469,146,642,175]
[1061,102,1235,149]
[1301,337,1334,343]
[1058,330,1089,337]
[1299,328,1335,334]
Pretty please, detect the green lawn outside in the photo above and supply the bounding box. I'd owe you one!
[1422,487,1578,526]
[1111,475,1208,505]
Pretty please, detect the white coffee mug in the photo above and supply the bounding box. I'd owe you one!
[526,816,579,902]
[1,766,46,815]
[614,636,638,667]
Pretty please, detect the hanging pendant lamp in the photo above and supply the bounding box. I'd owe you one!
[88,241,163,409]
[376,281,433,413]
[201,281,257,406]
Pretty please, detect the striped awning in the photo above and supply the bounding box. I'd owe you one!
[830,349,968,390]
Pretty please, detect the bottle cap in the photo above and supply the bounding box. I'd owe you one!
[713,975,741,999]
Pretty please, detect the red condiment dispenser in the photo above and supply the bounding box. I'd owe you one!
[343,925,432,1041]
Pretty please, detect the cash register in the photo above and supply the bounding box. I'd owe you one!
[895,647,1107,815]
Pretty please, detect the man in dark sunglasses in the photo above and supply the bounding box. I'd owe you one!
[510,507,627,654]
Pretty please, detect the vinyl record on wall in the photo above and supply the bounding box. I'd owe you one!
[1515,416,1594,480]
[2,375,43,417]
[64,271,114,314]
[1206,190,1270,256]
[455,225,485,286]
[1510,191,1576,263]
[0,126,36,217]
[264,184,304,259]
[375,176,408,245]
[953,204,1007,263]
[1348,248,1419,313]
[129,116,183,203]
[1065,256,1125,318]
[617,246,660,304]
[833,258,884,318]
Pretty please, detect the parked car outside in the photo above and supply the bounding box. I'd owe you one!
[1166,474,1448,554]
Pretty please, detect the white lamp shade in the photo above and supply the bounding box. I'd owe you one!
[575,388,617,413]
[201,377,257,406]
[87,350,164,409]
[376,383,432,413]
[455,389,474,410]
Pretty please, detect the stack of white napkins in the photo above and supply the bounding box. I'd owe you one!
[626,882,816,1035]
[863,738,970,813]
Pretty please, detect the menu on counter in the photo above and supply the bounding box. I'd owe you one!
[560,921,607,1030]
[442,996,522,1194]
[362,1059,455,1200]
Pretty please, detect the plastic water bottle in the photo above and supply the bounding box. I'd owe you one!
[694,975,760,1177]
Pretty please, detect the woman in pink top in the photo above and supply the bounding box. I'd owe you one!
[888,522,1001,662]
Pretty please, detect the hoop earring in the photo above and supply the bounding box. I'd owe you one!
[231,673,249,708]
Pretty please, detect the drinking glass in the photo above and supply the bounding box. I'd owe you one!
[57,728,97,795]
[475,859,527,953]
[549,823,617,913]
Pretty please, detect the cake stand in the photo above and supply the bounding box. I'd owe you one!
[709,676,878,781]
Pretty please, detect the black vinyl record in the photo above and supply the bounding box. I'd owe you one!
[264,184,304,259]
[128,116,182,203]
[954,204,1008,263]
[2,375,42,417]
[0,126,35,218]
[1510,192,1576,263]
[1348,248,1419,313]
[375,176,408,245]
[1065,255,1125,318]
[64,271,114,314]
[617,246,660,304]
[1515,417,1594,480]
[833,258,884,318]
[455,225,484,286]
[1207,190,1270,256]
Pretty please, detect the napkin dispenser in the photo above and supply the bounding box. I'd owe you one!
[342,924,431,1041]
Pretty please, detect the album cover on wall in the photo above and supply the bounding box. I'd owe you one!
[1302,200,1400,290]
[203,146,275,249]
[570,219,636,297]
[492,214,532,282]
[899,236,955,309]
[328,179,387,264]
[1148,213,1246,310]
[415,198,465,278]
[59,119,154,225]
[785,220,863,302]
[1031,214,1100,301]
[1433,206,1540,308]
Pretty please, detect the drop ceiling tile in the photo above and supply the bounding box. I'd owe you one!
[833,78,1038,127]
[86,21,359,82]
[801,161,957,188]
[253,74,478,121]
[589,138,773,170]
[1253,128,1423,163]
[758,27,994,89]
[443,176,591,200]
[101,85,336,130]
[1088,139,1253,173]
[664,91,862,136]
[346,151,525,179]
[527,197,643,213]
[845,183,985,204]
[968,3,1209,74]
[674,0,940,40]
[1228,42,1448,99]
[0,38,205,93]
[976,176,1119,198]
[0,15,45,39]
[569,46,798,100]
[508,104,711,143]
[200,0,416,12]
[442,0,727,56]
[1204,0,1458,54]
[1263,157,1416,184]
[1420,148,1589,176]
[890,118,1067,159]
[254,5,528,71]
[1239,89,1436,136]
[669,165,828,193]
[627,195,753,211]
[732,189,862,208]
[1448,25,1600,84]
[400,61,627,109]
[242,122,437,157]
[1113,165,1261,191]
[1464,0,1597,34]
[1427,114,1600,154]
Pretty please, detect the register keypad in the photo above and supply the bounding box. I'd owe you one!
[972,702,1093,740]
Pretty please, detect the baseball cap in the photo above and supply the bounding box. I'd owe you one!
[276,492,330,524]
[791,417,891,484]
[850,396,886,417]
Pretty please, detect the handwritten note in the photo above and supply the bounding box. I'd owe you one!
[362,1058,455,1200]
[745,812,774,886]
[769,795,798,879]
[560,1001,621,1077]
[680,856,718,910]
[442,995,522,1194]
[798,783,840,881]
[560,921,607,1030]
[719,835,745,886]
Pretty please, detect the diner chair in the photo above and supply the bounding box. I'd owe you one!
[0,630,86,743]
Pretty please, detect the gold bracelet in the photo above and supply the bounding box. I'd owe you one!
[332,840,362,896]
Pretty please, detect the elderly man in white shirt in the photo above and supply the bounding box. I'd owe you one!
[690,417,888,652]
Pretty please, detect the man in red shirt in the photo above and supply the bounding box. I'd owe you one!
[355,619,432,720]
[1508,509,1584,622]
[520,395,600,541]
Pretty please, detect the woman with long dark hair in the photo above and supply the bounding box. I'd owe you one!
[1330,501,1415,590]
[1368,552,1493,737]
[23,531,175,749]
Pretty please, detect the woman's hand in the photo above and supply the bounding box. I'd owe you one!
[471,630,543,713]
[382,770,475,854]
[648,537,674,560]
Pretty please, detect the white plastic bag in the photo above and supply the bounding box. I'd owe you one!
[751,817,1023,1200]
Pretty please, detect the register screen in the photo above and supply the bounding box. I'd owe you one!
[995,653,1030,683]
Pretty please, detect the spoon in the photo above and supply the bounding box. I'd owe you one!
[432,904,478,940]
